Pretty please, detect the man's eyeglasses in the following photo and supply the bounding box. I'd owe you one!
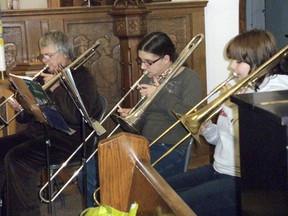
[136,57,162,66]
[38,50,59,61]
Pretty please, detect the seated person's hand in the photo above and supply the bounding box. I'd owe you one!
[199,120,212,135]
[8,96,23,112]
[137,83,157,98]
[41,72,60,92]
[117,108,131,117]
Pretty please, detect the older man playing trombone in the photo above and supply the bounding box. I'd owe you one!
[0,30,102,216]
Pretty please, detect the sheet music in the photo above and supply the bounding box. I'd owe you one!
[61,68,106,136]
[9,73,75,135]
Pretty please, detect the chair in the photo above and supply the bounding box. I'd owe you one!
[46,95,107,215]
[184,138,194,172]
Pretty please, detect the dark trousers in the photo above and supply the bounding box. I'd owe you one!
[78,141,188,208]
[150,142,187,178]
[0,128,83,216]
[166,164,242,216]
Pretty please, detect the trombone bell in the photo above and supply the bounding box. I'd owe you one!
[175,112,202,144]
[116,114,140,134]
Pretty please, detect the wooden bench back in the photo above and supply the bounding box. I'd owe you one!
[98,132,196,216]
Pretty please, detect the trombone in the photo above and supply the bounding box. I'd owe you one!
[91,34,205,205]
[177,44,288,144]
[115,34,204,135]
[102,70,149,138]
[38,56,147,204]
[0,40,101,131]
[38,40,107,204]
[93,42,288,206]
[92,34,204,138]
[153,43,288,166]
[42,33,204,205]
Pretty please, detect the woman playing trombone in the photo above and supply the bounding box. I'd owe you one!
[118,31,203,178]
[0,30,103,216]
[166,29,288,216]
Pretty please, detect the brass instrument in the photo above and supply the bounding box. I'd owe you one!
[101,71,148,138]
[0,65,49,130]
[0,40,101,132]
[92,43,288,206]
[92,34,205,205]
[151,44,288,167]
[116,34,204,134]
[0,40,103,205]
[38,42,150,204]
[177,44,288,144]
[150,73,236,166]
[38,40,106,204]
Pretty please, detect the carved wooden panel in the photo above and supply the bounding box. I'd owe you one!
[1,1,209,166]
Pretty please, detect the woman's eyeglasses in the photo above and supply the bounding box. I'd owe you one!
[136,57,162,66]
[38,50,59,61]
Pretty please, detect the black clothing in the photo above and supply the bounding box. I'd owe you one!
[0,65,102,216]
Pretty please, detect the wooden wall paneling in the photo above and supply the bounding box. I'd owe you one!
[48,0,61,8]
[63,16,121,133]
[25,20,43,61]
[146,2,207,96]
[1,1,209,166]
[2,21,28,63]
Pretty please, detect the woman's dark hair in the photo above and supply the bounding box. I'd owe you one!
[137,32,178,62]
[226,29,286,89]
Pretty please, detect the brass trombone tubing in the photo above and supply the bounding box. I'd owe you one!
[151,75,235,166]
[149,73,236,148]
[116,34,205,134]
[40,70,149,202]
[91,73,237,205]
[1,40,100,131]
[39,40,105,203]
[92,45,288,205]
[39,130,97,203]
[101,70,148,123]
[106,96,145,138]
[178,44,288,145]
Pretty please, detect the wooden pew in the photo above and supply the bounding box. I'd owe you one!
[98,132,196,216]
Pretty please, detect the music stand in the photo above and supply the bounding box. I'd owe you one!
[59,68,106,207]
[9,74,75,214]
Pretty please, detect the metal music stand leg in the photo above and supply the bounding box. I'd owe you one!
[81,116,88,208]
[44,126,53,215]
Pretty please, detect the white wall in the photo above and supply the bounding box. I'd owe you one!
[19,0,47,9]
[172,0,239,97]
[0,0,47,9]
[204,0,239,96]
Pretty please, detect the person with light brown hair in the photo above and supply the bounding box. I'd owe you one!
[167,29,288,216]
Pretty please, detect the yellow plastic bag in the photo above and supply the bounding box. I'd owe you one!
[80,202,138,216]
